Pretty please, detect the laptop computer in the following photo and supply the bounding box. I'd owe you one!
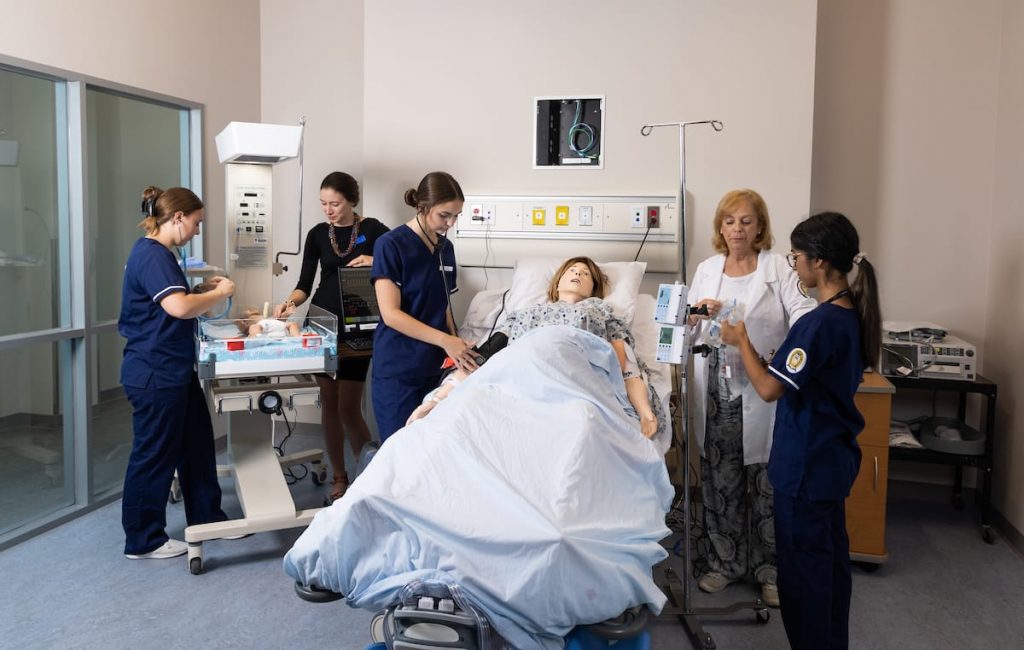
[337,267,381,351]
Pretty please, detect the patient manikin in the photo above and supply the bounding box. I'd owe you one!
[235,307,301,338]
[408,257,660,440]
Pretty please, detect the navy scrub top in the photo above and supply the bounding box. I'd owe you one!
[767,303,864,501]
[371,225,458,379]
[118,237,196,388]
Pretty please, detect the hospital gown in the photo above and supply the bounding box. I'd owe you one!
[497,298,667,441]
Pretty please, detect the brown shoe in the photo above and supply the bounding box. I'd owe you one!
[329,473,349,503]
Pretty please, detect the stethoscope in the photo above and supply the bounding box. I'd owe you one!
[416,214,458,336]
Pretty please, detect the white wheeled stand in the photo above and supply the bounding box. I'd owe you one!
[184,374,326,575]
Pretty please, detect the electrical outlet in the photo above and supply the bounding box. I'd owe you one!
[630,205,644,228]
[579,205,594,226]
[469,204,484,222]
[482,204,496,224]
[647,205,660,228]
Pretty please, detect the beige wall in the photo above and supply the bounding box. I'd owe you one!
[360,0,819,304]
[0,0,263,271]
[813,0,1023,535]
[260,0,365,304]
[986,0,1024,534]
[811,0,1000,348]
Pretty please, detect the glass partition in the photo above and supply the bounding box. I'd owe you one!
[87,88,188,324]
[0,340,71,537]
[0,67,62,337]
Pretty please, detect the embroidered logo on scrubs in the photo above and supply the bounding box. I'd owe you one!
[798,280,809,298]
[786,348,807,374]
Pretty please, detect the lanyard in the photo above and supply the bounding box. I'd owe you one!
[824,288,851,304]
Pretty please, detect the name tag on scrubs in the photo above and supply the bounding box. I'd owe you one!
[440,265,454,272]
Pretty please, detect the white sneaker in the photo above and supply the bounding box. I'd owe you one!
[697,571,735,593]
[125,539,188,560]
[761,583,780,608]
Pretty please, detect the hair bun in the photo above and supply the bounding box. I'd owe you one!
[403,188,418,208]
[142,185,163,201]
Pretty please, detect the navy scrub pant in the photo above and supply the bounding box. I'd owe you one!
[774,492,852,650]
[122,374,226,555]
[372,373,442,443]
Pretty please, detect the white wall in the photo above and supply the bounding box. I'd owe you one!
[0,0,264,273]
[985,0,1024,536]
[811,0,1000,349]
[0,0,261,418]
[260,0,366,305]
[360,0,819,308]
[812,0,1024,536]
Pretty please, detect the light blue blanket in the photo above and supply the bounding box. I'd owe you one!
[283,325,673,649]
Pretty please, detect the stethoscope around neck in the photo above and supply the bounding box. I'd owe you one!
[416,214,459,336]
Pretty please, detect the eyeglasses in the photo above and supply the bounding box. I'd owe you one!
[786,252,806,269]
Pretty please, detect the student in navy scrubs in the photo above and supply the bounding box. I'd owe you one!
[720,212,881,649]
[119,186,236,560]
[273,172,389,502]
[370,171,477,442]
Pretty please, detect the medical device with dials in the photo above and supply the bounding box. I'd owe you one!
[881,322,976,381]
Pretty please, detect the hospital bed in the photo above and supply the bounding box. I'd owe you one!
[284,260,678,649]
[182,305,338,575]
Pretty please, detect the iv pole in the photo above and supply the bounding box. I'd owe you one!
[640,120,722,284]
[640,119,770,649]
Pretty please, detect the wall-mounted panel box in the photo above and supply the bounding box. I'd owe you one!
[454,195,679,271]
[534,95,604,169]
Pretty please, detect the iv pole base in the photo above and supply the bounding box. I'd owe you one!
[659,567,771,648]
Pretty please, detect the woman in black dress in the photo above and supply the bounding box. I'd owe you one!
[274,172,389,502]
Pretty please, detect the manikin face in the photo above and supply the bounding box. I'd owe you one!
[320,188,354,225]
[720,200,760,256]
[421,200,463,236]
[556,262,596,300]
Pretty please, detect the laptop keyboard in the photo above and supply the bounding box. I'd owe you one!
[344,338,374,351]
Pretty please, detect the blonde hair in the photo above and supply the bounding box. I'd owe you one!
[546,257,608,302]
[711,189,774,254]
[137,186,204,235]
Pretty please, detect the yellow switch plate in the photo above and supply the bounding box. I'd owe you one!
[531,208,546,226]
[555,205,570,226]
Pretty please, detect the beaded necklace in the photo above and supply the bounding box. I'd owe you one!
[328,216,362,258]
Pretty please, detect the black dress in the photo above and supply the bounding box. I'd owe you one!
[295,217,390,380]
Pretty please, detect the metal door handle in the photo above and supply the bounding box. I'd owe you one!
[873,456,879,492]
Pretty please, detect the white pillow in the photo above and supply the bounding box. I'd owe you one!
[506,257,646,322]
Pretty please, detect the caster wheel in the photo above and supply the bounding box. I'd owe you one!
[311,466,327,486]
[189,556,203,575]
[982,527,995,544]
[756,609,770,624]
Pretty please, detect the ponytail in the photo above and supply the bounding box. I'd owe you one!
[136,185,203,235]
[791,211,882,369]
[851,256,882,369]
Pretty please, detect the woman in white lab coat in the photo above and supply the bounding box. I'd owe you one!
[688,189,816,607]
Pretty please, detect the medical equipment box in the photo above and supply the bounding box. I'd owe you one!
[881,333,976,381]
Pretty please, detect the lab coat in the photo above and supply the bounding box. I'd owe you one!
[690,250,817,465]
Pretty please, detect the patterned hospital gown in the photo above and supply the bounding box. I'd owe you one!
[496,298,666,440]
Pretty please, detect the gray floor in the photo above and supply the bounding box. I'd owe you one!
[2,431,1022,649]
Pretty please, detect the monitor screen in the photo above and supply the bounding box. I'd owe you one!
[338,268,380,331]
